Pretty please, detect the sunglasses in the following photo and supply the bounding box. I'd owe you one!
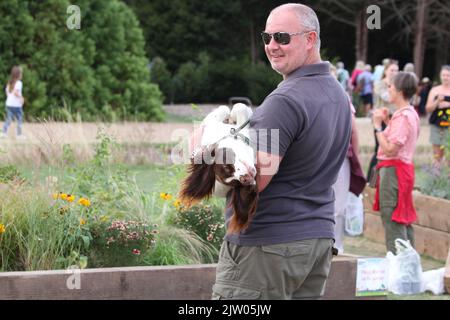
[261,30,311,45]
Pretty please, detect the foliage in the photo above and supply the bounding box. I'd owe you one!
[172,52,280,104]
[418,133,450,200]
[0,165,22,183]
[0,132,222,271]
[89,219,157,267]
[173,203,225,255]
[0,0,163,121]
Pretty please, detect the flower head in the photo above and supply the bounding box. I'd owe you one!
[173,199,182,209]
[79,218,86,226]
[132,249,141,255]
[159,192,172,201]
[60,193,68,200]
[78,197,91,207]
[0,223,6,234]
[67,194,75,202]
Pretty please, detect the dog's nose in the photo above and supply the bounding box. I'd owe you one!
[239,173,255,186]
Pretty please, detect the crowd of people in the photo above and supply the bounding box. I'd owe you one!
[331,59,449,175]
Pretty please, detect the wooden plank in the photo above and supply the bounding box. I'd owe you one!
[0,259,384,300]
[364,211,450,261]
[445,249,450,293]
[363,187,450,233]
[414,193,450,233]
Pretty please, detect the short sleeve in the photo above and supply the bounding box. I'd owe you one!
[250,94,305,157]
[385,114,410,147]
[15,81,23,94]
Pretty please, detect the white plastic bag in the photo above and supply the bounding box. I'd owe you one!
[386,239,424,295]
[421,268,445,295]
[345,193,364,236]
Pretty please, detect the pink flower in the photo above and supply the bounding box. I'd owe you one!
[132,249,141,255]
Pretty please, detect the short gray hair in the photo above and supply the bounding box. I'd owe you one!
[441,65,450,72]
[272,3,321,50]
[392,71,418,100]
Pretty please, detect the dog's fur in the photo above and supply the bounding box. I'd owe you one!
[179,104,258,234]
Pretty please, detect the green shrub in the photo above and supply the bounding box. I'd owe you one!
[0,0,164,121]
[0,165,22,183]
[173,202,225,255]
[89,219,157,267]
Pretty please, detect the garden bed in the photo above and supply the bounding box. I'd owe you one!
[0,256,380,300]
[363,187,450,261]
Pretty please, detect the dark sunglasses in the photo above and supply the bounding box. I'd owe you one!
[261,31,310,45]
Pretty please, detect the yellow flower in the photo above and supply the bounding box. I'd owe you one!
[100,215,108,222]
[78,198,91,207]
[79,218,86,226]
[67,194,75,202]
[160,192,172,201]
[0,223,6,234]
[173,199,182,208]
[52,193,59,200]
[60,193,68,200]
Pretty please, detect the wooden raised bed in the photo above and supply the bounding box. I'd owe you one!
[0,256,383,300]
[363,187,450,261]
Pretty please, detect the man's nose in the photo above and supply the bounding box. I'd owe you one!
[266,37,279,50]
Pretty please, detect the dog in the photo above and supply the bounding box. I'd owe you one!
[179,103,258,234]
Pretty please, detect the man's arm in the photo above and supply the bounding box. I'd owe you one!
[256,151,282,192]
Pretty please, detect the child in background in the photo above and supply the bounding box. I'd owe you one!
[2,65,25,139]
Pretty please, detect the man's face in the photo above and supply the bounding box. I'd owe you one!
[264,10,311,77]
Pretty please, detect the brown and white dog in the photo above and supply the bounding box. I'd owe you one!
[179,103,258,234]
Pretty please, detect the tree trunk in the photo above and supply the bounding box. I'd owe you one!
[413,0,429,79]
[249,20,257,65]
[355,8,368,62]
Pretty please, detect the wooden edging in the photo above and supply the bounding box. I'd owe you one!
[0,256,383,300]
[363,187,450,261]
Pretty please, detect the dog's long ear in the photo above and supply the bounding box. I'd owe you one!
[227,183,258,234]
[178,146,217,206]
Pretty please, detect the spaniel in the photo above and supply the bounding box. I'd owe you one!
[179,103,258,234]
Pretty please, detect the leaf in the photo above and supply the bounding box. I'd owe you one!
[81,235,91,250]
[78,255,88,269]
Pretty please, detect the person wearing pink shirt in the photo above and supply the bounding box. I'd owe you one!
[371,71,420,254]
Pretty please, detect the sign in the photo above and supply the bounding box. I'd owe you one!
[356,258,388,297]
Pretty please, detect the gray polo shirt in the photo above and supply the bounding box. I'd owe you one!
[225,62,352,246]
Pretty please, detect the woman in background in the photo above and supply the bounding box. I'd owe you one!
[372,71,420,253]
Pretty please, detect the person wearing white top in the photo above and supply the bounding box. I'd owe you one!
[2,65,25,139]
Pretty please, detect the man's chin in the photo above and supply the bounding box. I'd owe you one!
[270,63,285,75]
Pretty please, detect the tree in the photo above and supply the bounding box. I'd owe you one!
[0,0,163,121]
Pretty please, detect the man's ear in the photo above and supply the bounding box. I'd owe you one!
[306,31,317,50]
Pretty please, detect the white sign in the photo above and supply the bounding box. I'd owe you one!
[356,258,388,296]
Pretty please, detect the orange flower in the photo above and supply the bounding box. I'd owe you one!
[78,198,91,207]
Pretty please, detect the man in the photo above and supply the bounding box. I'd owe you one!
[336,61,350,95]
[357,64,374,116]
[212,3,351,300]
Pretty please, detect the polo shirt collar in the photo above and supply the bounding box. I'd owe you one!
[286,61,331,80]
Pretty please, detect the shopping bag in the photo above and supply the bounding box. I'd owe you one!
[386,239,424,295]
[345,193,364,236]
[421,268,445,295]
